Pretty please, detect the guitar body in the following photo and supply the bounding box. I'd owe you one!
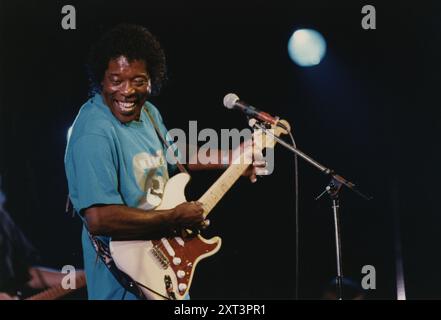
[109,173,222,300]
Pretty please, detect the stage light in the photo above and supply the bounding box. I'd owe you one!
[288,29,326,67]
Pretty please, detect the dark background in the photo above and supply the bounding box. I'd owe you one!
[0,0,440,299]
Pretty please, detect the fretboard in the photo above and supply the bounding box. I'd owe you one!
[197,119,289,217]
[198,162,250,217]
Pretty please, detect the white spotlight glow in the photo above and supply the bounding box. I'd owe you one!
[288,29,326,67]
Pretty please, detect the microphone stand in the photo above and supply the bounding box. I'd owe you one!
[251,120,372,300]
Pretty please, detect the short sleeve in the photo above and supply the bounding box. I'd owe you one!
[68,134,124,213]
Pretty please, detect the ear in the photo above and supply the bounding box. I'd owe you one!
[147,80,152,94]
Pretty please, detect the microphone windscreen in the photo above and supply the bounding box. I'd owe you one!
[223,93,239,109]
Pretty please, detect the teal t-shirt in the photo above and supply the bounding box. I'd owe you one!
[64,93,177,300]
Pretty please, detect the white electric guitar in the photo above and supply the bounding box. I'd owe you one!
[109,120,290,300]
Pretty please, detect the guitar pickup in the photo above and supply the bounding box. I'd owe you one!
[164,275,176,300]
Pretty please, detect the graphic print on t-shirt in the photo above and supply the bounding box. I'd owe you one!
[133,150,168,210]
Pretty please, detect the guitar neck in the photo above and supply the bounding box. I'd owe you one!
[198,120,289,217]
[198,162,250,217]
[25,275,86,300]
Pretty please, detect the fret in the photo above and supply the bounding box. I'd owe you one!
[199,163,250,217]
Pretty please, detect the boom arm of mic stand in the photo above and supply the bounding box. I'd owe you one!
[253,121,372,201]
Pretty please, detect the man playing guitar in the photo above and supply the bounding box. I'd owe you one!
[64,24,264,300]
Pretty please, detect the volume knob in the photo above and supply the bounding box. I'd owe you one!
[177,270,186,278]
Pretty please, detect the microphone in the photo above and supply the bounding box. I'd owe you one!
[223,93,286,129]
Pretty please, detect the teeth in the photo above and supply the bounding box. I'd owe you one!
[116,101,136,111]
[118,102,135,107]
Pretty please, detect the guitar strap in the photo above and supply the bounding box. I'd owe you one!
[65,180,145,298]
[86,230,146,299]
[143,106,188,174]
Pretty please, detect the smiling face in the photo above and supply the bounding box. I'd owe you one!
[101,56,151,123]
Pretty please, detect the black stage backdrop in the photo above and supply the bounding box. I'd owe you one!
[0,0,440,299]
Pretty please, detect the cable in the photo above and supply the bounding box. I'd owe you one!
[250,119,300,299]
[134,280,171,300]
[287,130,299,300]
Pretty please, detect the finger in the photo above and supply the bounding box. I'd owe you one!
[190,201,203,210]
[253,160,267,168]
[255,168,269,176]
[250,172,257,183]
[193,202,205,214]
